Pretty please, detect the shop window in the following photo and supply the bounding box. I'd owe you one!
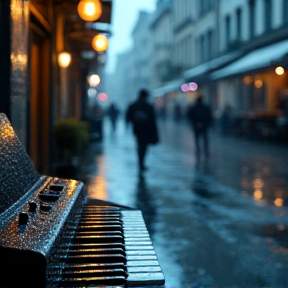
[225,15,231,49]
[249,0,255,38]
[200,35,205,63]
[284,0,288,24]
[264,0,272,31]
[208,30,213,60]
[236,8,242,41]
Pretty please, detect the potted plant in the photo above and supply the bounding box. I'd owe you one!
[54,118,89,178]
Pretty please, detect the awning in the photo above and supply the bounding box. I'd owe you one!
[211,39,288,80]
[183,51,241,80]
[152,79,184,97]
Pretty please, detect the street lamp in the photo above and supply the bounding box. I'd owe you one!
[78,0,102,22]
[92,34,108,53]
[58,51,71,68]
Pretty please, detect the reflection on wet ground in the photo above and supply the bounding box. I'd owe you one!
[79,118,288,288]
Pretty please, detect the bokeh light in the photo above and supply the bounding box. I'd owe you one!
[97,92,108,102]
[275,66,284,75]
[88,88,97,97]
[88,74,100,87]
[189,82,198,91]
[92,34,109,53]
[78,0,102,22]
[181,83,189,93]
[254,79,263,88]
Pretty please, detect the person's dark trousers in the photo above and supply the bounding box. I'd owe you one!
[194,128,209,158]
[136,138,148,171]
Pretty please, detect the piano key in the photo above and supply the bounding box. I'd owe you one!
[62,253,127,264]
[126,255,158,261]
[61,268,127,278]
[72,235,124,244]
[60,243,125,250]
[126,260,161,267]
[127,266,162,273]
[65,248,126,256]
[125,241,153,246]
[126,250,156,256]
[126,272,165,286]
[58,275,126,286]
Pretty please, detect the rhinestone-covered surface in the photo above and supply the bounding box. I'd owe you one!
[0,113,40,215]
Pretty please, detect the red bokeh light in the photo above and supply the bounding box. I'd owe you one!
[97,92,108,101]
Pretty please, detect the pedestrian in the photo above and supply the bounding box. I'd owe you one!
[126,89,159,173]
[107,103,120,133]
[220,104,232,136]
[186,95,212,159]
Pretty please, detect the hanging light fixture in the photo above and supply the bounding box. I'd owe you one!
[58,51,71,68]
[78,0,102,22]
[92,34,108,52]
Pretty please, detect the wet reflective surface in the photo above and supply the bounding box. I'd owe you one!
[79,118,288,288]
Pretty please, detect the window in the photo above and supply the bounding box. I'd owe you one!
[249,0,255,38]
[208,30,213,60]
[200,35,205,63]
[225,15,231,49]
[236,8,242,41]
[264,0,272,31]
[284,0,288,24]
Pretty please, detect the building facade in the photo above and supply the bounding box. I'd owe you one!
[0,0,113,174]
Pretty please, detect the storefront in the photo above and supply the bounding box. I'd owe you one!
[210,39,288,141]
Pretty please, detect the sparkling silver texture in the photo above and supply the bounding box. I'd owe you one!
[0,113,40,214]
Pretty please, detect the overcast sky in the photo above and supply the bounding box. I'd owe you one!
[105,0,156,74]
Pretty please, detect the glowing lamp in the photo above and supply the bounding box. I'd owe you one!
[78,0,102,22]
[92,34,108,52]
[58,52,71,68]
[189,82,198,91]
[254,80,263,88]
[88,74,100,87]
[181,83,189,93]
[275,66,284,75]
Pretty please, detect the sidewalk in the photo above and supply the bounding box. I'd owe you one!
[78,118,288,288]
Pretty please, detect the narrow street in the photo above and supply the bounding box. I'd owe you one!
[79,117,288,288]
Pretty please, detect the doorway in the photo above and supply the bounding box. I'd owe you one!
[29,28,50,174]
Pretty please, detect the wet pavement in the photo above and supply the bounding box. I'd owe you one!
[78,118,288,288]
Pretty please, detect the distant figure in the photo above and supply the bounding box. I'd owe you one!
[220,104,232,136]
[187,95,212,159]
[174,103,182,122]
[107,103,120,133]
[126,89,159,173]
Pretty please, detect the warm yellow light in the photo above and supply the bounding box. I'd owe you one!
[58,52,71,68]
[92,34,108,52]
[253,178,263,189]
[88,74,100,87]
[78,0,102,22]
[254,79,263,88]
[275,66,285,75]
[253,189,263,201]
[243,76,253,85]
[274,198,284,207]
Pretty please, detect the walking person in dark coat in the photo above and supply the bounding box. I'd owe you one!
[187,95,212,159]
[107,103,120,133]
[126,89,159,173]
